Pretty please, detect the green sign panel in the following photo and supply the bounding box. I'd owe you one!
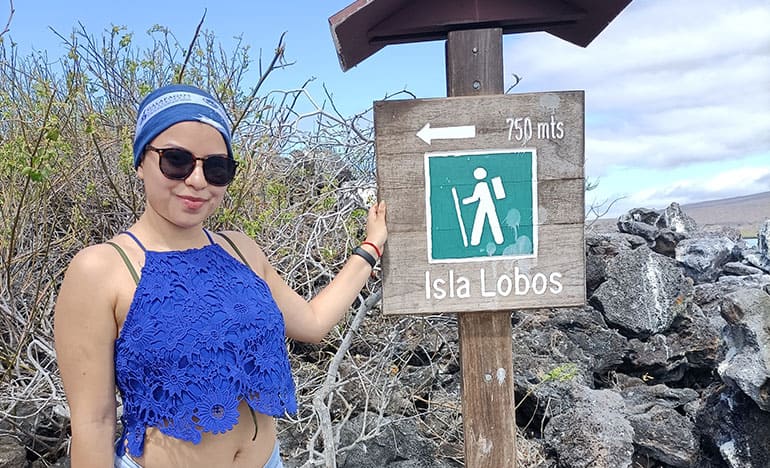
[425,149,538,263]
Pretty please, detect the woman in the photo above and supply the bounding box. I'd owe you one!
[54,84,387,468]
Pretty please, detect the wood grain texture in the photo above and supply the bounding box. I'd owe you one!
[458,310,517,467]
[445,28,504,97]
[375,92,584,181]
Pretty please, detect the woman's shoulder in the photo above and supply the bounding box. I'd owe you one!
[68,243,117,268]
[64,239,138,282]
[56,242,131,317]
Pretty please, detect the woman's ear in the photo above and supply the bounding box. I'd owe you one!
[136,164,144,180]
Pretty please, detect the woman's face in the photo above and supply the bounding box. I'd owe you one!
[137,121,230,230]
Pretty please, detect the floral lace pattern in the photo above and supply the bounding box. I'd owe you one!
[114,244,297,457]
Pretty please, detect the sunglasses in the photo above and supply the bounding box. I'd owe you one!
[145,145,238,186]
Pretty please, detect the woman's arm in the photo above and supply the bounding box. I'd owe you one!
[54,246,120,468]
[227,202,388,343]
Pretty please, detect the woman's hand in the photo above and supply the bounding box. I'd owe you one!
[364,201,387,253]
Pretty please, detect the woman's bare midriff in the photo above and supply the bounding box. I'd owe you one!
[127,401,278,468]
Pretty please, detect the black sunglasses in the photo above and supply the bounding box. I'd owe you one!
[145,145,238,186]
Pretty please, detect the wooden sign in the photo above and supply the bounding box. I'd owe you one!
[375,91,585,315]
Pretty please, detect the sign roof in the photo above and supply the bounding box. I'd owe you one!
[330,0,632,71]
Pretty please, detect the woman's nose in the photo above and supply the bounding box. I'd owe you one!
[185,160,207,188]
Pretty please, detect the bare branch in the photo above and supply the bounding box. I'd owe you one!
[505,73,522,93]
[0,0,14,39]
[231,31,287,133]
[92,133,139,218]
[312,290,382,467]
[176,9,206,83]
[585,195,627,229]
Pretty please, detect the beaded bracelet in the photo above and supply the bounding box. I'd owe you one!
[352,246,376,268]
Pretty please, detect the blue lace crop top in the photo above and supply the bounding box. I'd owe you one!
[112,230,297,457]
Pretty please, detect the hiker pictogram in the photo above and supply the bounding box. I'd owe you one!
[425,149,538,262]
[454,167,506,247]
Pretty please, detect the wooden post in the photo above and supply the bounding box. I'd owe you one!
[446,28,518,468]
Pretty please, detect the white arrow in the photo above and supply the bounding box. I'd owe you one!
[416,123,476,145]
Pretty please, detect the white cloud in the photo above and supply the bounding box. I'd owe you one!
[591,163,770,216]
[635,166,770,202]
[702,166,770,193]
[504,0,770,204]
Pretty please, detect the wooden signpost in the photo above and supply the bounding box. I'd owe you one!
[374,30,585,466]
[330,1,630,466]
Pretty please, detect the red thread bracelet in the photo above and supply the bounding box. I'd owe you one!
[361,241,381,258]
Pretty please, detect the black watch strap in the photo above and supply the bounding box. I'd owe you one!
[352,246,376,268]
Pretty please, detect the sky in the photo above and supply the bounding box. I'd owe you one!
[4,0,769,217]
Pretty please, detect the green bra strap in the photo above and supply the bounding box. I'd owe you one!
[216,232,253,269]
[106,241,140,285]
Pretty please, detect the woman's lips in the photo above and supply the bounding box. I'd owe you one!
[178,195,206,210]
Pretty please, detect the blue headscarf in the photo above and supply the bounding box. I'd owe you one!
[132,84,233,168]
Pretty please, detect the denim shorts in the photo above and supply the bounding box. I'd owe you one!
[114,440,283,468]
